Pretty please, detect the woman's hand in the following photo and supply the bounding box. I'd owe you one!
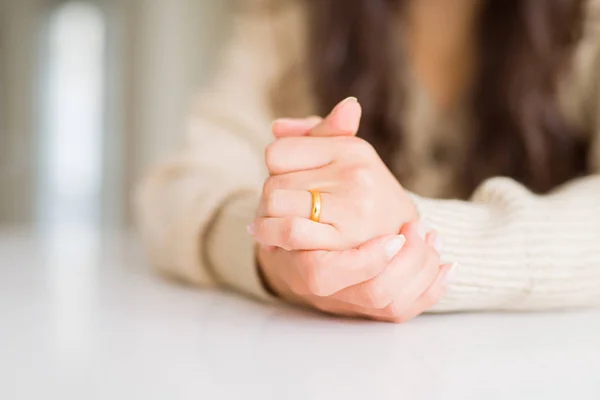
[249,97,452,322]
[252,98,418,251]
[257,221,454,323]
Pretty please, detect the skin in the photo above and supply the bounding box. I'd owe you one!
[249,99,455,323]
[256,99,416,251]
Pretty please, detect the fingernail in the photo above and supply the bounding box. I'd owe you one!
[444,262,459,285]
[333,97,360,133]
[271,118,296,130]
[417,222,427,240]
[385,234,406,261]
[433,236,444,253]
[246,223,256,236]
[332,96,358,113]
[272,118,289,125]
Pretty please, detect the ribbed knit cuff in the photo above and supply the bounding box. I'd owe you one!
[409,177,600,312]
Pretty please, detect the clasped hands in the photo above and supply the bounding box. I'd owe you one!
[248,97,455,322]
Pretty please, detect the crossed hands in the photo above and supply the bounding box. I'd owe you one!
[248,97,455,323]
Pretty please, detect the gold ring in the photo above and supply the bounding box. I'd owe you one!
[309,190,322,223]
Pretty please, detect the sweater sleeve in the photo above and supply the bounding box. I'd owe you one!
[413,175,600,312]
[419,20,600,312]
[135,1,279,301]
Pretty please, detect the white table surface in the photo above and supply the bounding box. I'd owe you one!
[1,228,600,400]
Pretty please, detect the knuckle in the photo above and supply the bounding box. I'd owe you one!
[345,166,375,189]
[262,176,280,197]
[298,252,334,296]
[303,263,329,297]
[382,302,403,320]
[264,141,280,171]
[388,314,412,324]
[382,303,414,324]
[263,189,281,216]
[362,281,392,309]
[348,136,377,158]
[351,196,374,220]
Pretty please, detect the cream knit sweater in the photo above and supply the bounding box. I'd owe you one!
[136,0,600,312]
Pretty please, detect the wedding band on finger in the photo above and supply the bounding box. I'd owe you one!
[309,190,322,223]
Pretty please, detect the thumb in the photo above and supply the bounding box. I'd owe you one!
[270,97,362,139]
[310,96,362,137]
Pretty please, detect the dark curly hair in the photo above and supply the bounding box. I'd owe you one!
[307,0,589,195]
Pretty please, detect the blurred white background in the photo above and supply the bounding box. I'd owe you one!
[0,0,233,232]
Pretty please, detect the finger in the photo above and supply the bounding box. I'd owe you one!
[265,136,337,175]
[310,97,362,137]
[265,135,371,175]
[307,262,453,324]
[262,167,339,195]
[305,294,377,320]
[330,261,451,324]
[307,295,397,321]
[426,230,443,254]
[257,189,344,226]
[383,243,441,317]
[272,116,323,138]
[308,290,425,323]
[293,234,406,297]
[252,216,344,251]
[384,263,455,323]
[330,221,427,309]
